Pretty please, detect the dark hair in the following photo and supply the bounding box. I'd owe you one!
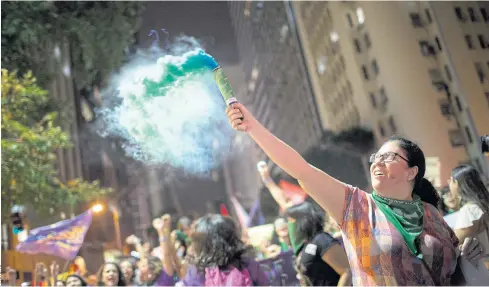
[437,186,451,215]
[387,136,440,207]
[96,262,126,286]
[451,164,489,214]
[285,202,325,242]
[188,214,250,270]
[65,274,87,287]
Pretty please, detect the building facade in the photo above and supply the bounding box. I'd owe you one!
[227,1,324,206]
[293,1,489,183]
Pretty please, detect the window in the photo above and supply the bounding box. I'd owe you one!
[481,7,489,22]
[439,99,452,117]
[425,9,432,23]
[477,34,488,49]
[475,62,485,83]
[371,59,379,75]
[465,35,474,49]
[361,65,369,80]
[379,87,388,105]
[369,92,377,108]
[444,65,452,82]
[330,31,339,43]
[468,7,478,22]
[454,96,463,112]
[354,38,361,53]
[455,7,467,22]
[356,8,365,25]
[435,36,442,51]
[419,41,436,56]
[347,13,354,27]
[410,13,423,27]
[379,122,386,137]
[465,126,473,143]
[449,129,465,147]
[364,33,371,48]
[388,116,397,133]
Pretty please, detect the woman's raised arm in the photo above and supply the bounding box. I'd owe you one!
[227,103,348,224]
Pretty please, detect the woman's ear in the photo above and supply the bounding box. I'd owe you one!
[408,166,418,181]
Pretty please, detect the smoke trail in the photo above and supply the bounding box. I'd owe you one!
[95,37,233,177]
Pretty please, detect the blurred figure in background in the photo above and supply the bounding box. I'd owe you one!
[96,262,126,286]
[65,274,87,287]
[179,214,270,286]
[285,202,351,286]
[438,186,459,216]
[118,258,137,286]
[449,165,489,269]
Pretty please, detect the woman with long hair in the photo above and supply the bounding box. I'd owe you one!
[449,164,489,268]
[118,258,137,286]
[226,102,486,285]
[179,214,269,286]
[96,262,126,286]
[286,202,351,286]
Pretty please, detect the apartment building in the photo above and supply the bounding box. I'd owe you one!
[293,1,489,182]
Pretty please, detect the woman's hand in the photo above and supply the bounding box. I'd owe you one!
[226,103,255,132]
[460,237,487,265]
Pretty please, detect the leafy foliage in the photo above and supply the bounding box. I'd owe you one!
[1,69,111,216]
[1,1,143,89]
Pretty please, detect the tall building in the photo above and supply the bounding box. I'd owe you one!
[293,1,489,183]
[227,1,323,206]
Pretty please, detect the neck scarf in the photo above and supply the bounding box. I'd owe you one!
[372,191,424,257]
[287,221,305,255]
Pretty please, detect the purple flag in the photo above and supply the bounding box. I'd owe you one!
[16,210,93,260]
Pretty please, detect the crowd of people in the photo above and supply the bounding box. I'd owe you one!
[5,102,489,286]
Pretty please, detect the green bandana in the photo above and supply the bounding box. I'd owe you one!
[287,221,305,255]
[372,191,424,258]
[278,240,290,252]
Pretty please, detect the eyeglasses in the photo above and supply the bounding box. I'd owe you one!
[369,152,409,164]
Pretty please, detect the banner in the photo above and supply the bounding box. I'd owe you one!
[279,180,307,205]
[16,210,93,260]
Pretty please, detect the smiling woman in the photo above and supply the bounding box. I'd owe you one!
[226,101,488,286]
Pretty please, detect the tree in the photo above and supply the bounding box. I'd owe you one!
[1,1,143,90]
[1,69,111,217]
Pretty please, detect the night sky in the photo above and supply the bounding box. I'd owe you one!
[138,1,240,65]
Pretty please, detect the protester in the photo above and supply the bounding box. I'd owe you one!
[438,186,458,216]
[179,214,270,286]
[271,217,291,252]
[449,164,489,269]
[226,102,488,285]
[96,262,126,286]
[118,258,137,286]
[285,202,351,286]
[65,274,87,287]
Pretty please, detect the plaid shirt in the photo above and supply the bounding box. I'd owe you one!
[340,185,459,286]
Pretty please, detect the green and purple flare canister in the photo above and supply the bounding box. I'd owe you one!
[213,67,238,106]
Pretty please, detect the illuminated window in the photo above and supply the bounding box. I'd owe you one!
[330,31,339,43]
[356,8,365,24]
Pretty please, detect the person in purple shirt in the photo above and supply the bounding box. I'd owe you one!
[177,214,270,286]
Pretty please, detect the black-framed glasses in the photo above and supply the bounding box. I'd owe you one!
[369,152,409,164]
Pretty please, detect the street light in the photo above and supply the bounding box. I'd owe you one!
[91,203,104,213]
[90,203,122,251]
